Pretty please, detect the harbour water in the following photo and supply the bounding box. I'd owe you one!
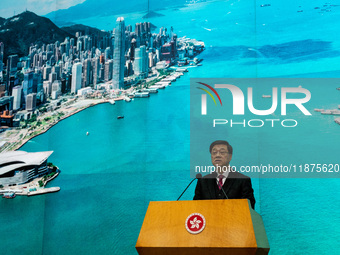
[2,1,340,254]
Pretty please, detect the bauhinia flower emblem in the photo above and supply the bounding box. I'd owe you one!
[190,217,201,229]
[185,213,206,234]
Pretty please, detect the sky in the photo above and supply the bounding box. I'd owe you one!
[0,0,85,19]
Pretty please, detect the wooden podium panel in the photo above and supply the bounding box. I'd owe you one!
[136,199,269,255]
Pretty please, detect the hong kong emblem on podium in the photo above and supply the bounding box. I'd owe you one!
[185,213,206,234]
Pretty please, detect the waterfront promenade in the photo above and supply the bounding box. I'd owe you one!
[0,69,190,152]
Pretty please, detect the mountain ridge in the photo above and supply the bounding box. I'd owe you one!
[61,24,110,37]
[0,11,111,63]
[0,11,73,61]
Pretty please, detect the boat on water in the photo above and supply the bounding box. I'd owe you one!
[314,108,324,112]
[117,116,124,119]
[162,77,177,82]
[134,92,150,98]
[262,95,272,98]
[176,68,188,72]
[2,192,16,199]
[320,109,340,115]
[331,110,340,115]
[143,88,158,93]
[321,110,332,115]
[150,85,166,89]
[337,87,340,90]
[86,132,89,136]
[109,99,115,105]
[124,96,131,102]
[155,81,170,86]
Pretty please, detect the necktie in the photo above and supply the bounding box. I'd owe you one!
[218,175,224,190]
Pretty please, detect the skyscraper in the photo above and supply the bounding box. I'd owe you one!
[22,71,34,101]
[112,17,125,90]
[26,93,37,111]
[43,66,51,80]
[134,45,148,75]
[71,63,82,94]
[77,40,82,52]
[52,65,61,80]
[104,47,111,60]
[7,55,19,74]
[43,81,51,97]
[51,81,61,100]
[12,86,22,111]
[83,59,91,87]
[130,38,136,61]
[104,60,113,81]
[92,57,100,87]
[0,61,3,77]
[49,72,57,84]
[0,42,4,63]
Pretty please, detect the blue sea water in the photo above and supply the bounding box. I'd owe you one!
[1,0,340,254]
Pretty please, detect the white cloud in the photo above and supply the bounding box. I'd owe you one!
[0,0,86,18]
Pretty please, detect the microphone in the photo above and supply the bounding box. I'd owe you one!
[177,173,202,201]
[217,178,229,199]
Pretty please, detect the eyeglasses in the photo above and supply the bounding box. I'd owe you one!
[211,150,229,156]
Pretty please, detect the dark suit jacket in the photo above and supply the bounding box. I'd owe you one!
[193,171,256,209]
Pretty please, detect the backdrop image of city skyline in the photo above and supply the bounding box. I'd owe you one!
[1,0,340,255]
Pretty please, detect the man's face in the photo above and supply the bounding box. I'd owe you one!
[211,144,232,167]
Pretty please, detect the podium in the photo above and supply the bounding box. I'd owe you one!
[136,199,269,255]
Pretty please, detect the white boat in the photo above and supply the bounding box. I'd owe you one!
[314,108,324,112]
[321,110,332,115]
[134,92,150,98]
[150,85,166,89]
[176,68,188,72]
[143,88,158,93]
[331,110,340,115]
[155,81,170,86]
[162,77,176,82]
[109,99,115,105]
[2,192,16,199]
[124,96,131,102]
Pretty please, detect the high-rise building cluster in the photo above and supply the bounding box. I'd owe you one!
[0,17,204,127]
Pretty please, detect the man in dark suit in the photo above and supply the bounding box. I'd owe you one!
[193,140,256,209]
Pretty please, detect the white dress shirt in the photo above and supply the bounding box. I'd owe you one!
[216,170,230,186]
